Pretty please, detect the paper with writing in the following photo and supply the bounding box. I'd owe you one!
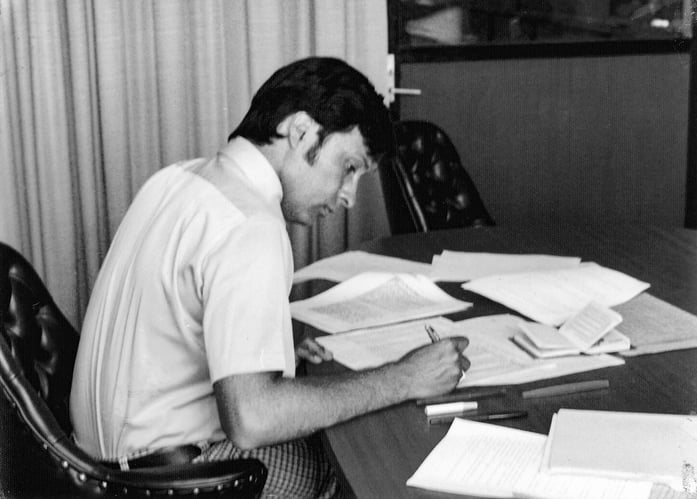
[543,409,697,491]
[315,316,529,387]
[559,301,623,350]
[290,272,470,334]
[406,418,651,499]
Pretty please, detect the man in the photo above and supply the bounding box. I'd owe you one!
[70,57,469,498]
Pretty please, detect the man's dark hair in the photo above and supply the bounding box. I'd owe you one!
[229,57,394,166]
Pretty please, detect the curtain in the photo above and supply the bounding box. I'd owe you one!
[0,0,390,328]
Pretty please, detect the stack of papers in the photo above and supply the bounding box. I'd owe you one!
[406,418,652,498]
[292,249,585,284]
[513,302,630,358]
[290,272,470,334]
[543,409,697,491]
[462,262,650,326]
[614,293,697,356]
[430,250,581,282]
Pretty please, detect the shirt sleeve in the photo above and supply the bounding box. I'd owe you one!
[200,214,295,383]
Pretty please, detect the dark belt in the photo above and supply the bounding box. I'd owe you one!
[101,444,202,470]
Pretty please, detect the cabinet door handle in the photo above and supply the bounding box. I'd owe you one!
[386,54,422,104]
[394,88,422,96]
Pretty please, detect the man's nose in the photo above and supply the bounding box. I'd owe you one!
[338,175,359,209]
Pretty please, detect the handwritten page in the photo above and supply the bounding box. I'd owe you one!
[315,317,530,386]
[543,409,697,491]
[430,250,581,282]
[315,317,455,370]
[462,262,650,326]
[290,272,470,334]
[292,251,433,284]
[406,418,651,499]
[558,301,623,350]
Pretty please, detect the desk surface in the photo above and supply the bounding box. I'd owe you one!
[311,225,697,499]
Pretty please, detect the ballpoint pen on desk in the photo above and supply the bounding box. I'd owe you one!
[428,410,528,425]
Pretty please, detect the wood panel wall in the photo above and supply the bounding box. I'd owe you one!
[399,53,690,227]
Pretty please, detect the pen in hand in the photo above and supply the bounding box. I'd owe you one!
[425,324,441,343]
[426,323,467,381]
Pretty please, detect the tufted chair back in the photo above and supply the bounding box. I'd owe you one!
[0,242,78,434]
[380,120,495,234]
[0,241,266,497]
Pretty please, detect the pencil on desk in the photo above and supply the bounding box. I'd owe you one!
[521,379,610,399]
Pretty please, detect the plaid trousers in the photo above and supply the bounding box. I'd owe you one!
[194,433,339,499]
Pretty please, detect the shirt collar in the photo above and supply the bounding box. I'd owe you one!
[218,137,282,206]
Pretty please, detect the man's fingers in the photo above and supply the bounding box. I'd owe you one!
[448,336,469,352]
[298,338,333,362]
[459,354,471,373]
[309,340,333,360]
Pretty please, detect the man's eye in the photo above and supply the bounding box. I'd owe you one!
[346,163,357,174]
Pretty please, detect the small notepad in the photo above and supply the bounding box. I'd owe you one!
[513,302,628,358]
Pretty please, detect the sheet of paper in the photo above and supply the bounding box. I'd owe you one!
[290,272,471,334]
[543,409,697,491]
[292,250,433,284]
[406,418,651,499]
[315,316,530,385]
[430,250,581,282]
[315,317,457,370]
[614,293,697,356]
[462,262,650,326]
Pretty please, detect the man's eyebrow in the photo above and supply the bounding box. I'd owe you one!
[360,154,375,172]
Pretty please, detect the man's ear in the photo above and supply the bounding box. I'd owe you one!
[277,112,318,150]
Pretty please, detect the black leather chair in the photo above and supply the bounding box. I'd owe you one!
[380,120,494,234]
[0,241,266,498]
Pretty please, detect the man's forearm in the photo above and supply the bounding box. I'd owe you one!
[215,363,410,449]
[215,338,467,449]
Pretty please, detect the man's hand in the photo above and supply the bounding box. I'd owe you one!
[395,337,470,400]
[295,337,334,365]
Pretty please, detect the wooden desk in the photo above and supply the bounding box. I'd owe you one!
[310,225,697,499]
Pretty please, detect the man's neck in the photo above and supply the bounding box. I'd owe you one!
[252,140,286,176]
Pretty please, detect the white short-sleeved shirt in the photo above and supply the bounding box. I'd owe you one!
[70,138,296,459]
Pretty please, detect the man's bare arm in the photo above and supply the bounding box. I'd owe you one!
[214,337,469,449]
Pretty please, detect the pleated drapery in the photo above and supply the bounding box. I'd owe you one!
[0,0,390,327]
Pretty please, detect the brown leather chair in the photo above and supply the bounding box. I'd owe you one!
[0,241,266,498]
[380,120,494,234]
